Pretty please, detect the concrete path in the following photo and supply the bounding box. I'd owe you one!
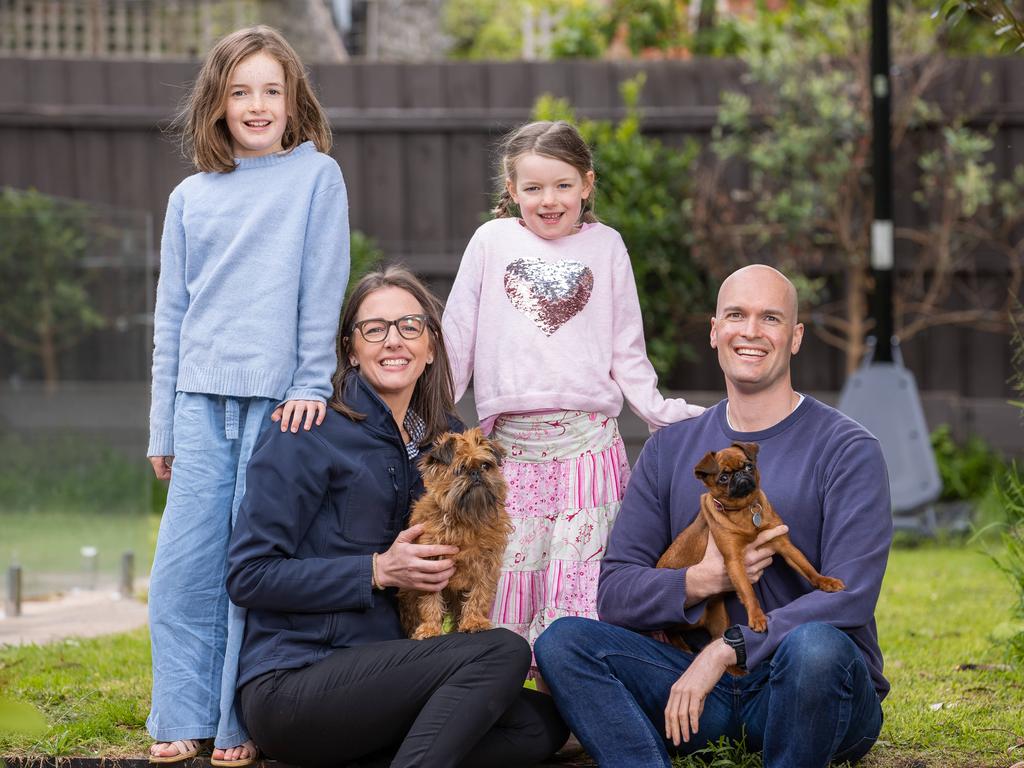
[0,589,148,646]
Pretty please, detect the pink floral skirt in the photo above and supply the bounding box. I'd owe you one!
[489,410,631,654]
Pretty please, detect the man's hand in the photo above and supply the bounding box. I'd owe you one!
[684,525,788,607]
[664,639,736,746]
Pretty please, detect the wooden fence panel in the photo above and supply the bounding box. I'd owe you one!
[0,57,1020,398]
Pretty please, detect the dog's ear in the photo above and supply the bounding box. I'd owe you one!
[693,452,720,483]
[732,442,759,462]
[425,432,459,467]
[487,439,506,466]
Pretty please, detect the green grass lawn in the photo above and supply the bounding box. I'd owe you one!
[1,545,1022,765]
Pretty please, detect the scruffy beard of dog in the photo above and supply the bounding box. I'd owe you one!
[656,442,845,653]
[398,428,513,640]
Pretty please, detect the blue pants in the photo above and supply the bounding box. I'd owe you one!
[147,393,273,748]
[535,617,883,768]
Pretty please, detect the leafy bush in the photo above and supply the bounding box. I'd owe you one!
[348,230,384,299]
[0,188,109,391]
[991,321,1024,662]
[930,425,1006,502]
[531,76,710,376]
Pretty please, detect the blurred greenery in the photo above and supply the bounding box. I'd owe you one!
[986,320,1024,664]
[0,698,47,739]
[0,189,109,392]
[442,0,1010,60]
[930,425,1006,502]
[348,230,384,299]
[0,433,149,516]
[532,75,710,376]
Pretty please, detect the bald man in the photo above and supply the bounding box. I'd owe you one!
[535,265,891,768]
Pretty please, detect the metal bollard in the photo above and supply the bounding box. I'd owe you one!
[120,551,135,599]
[5,565,21,617]
[81,546,98,590]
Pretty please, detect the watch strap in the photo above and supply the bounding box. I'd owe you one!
[723,625,747,669]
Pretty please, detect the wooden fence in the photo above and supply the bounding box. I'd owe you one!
[0,56,1021,398]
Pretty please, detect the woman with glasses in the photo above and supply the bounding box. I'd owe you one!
[226,266,567,768]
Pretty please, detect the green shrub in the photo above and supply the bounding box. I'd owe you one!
[930,425,1006,502]
[990,320,1024,662]
[0,433,149,516]
[532,76,711,377]
[348,230,384,299]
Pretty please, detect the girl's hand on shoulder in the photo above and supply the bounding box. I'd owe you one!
[271,400,326,433]
[149,456,173,481]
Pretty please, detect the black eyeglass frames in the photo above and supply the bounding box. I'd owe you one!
[352,314,428,343]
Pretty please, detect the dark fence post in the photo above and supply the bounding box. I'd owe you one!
[5,565,22,617]
[120,550,135,599]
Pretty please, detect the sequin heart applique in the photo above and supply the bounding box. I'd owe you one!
[504,258,594,336]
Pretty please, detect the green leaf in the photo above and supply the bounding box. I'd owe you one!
[0,698,47,737]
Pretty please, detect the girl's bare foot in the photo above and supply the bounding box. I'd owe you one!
[149,738,203,763]
[210,739,259,768]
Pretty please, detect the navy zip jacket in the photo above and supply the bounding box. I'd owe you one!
[227,372,459,688]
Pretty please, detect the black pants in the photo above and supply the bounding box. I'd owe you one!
[240,629,567,768]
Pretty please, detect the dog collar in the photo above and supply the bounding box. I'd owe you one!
[712,498,763,527]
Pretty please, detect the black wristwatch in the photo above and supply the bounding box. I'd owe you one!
[723,625,747,670]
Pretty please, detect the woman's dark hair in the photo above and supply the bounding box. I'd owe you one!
[331,265,456,446]
[492,120,598,223]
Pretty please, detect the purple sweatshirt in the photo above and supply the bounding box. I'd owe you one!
[598,396,892,698]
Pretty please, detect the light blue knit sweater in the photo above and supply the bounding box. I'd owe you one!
[148,141,350,457]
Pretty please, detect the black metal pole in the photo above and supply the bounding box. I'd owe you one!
[871,0,894,363]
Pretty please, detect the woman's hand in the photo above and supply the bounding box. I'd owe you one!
[376,524,458,592]
[271,400,326,433]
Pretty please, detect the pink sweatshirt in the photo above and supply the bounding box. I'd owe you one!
[442,218,704,429]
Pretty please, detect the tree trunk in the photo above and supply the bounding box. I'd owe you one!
[40,324,59,395]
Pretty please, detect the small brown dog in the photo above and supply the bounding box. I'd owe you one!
[399,428,513,640]
[657,442,845,646]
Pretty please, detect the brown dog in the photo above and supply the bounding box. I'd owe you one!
[398,428,513,640]
[657,442,845,646]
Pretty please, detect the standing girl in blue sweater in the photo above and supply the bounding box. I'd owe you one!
[146,26,349,767]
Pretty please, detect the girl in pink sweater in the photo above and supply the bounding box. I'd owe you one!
[442,121,703,674]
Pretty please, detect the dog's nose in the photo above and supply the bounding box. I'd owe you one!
[732,473,755,496]
[470,469,481,482]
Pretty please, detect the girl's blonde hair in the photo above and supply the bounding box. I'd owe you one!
[492,120,598,223]
[175,25,332,173]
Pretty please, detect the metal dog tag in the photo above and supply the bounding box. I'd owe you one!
[752,510,762,527]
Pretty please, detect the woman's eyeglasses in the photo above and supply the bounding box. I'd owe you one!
[352,314,428,343]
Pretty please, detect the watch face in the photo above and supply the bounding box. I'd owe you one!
[725,627,742,643]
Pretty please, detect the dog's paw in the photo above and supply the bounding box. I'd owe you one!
[748,613,768,632]
[412,623,444,640]
[816,576,846,592]
[457,615,493,634]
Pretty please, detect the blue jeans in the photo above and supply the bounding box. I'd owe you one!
[535,617,883,768]
[147,393,273,748]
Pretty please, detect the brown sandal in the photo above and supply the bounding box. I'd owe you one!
[149,739,204,764]
[210,740,260,768]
